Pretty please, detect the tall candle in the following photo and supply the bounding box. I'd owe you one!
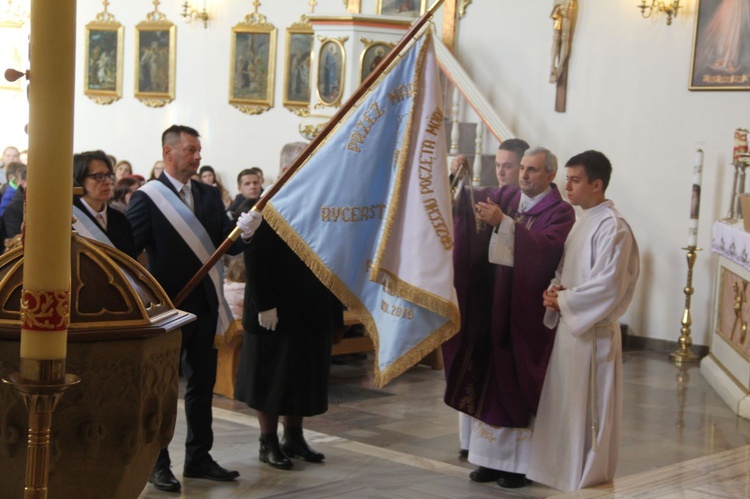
[19,0,76,361]
[687,146,704,248]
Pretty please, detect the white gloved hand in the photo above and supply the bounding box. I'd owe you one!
[258,308,278,331]
[237,211,262,240]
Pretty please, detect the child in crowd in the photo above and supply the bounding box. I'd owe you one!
[224,255,246,321]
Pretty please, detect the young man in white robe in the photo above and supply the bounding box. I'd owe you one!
[527,150,640,492]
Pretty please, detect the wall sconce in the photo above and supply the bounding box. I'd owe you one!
[181,1,210,28]
[637,0,681,25]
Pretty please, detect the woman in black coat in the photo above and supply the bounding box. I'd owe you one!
[234,173,341,470]
[234,215,340,469]
[72,150,137,259]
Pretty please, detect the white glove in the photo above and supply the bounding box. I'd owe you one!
[258,308,278,331]
[237,211,262,240]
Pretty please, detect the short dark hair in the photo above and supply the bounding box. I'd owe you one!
[236,168,259,186]
[113,177,139,203]
[199,165,215,176]
[73,150,113,194]
[498,138,530,164]
[162,125,200,147]
[565,150,612,192]
[248,167,264,178]
[5,162,24,179]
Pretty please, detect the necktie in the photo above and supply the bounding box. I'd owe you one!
[95,213,106,231]
[180,184,194,212]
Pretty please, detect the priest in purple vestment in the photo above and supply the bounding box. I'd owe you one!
[443,146,575,489]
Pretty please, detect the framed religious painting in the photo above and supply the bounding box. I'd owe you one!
[689,0,750,91]
[377,0,427,17]
[134,11,176,107]
[229,11,277,115]
[84,9,124,105]
[0,21,24,92]
[360,39,395,83]
[283,16,314,115]
[316,37,346,107]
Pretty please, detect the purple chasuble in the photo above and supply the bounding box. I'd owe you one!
[443,184,574,427]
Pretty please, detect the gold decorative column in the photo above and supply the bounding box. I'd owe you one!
[441,0,457,52]
[670,247,701,365]
[1,0,78,498]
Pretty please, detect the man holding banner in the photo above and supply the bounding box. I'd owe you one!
[128,125,261,492]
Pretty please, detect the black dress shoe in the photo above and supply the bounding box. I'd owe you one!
[149,466,181,492]
[469,466,503,483]
[183,460,240,481]
[497,471,529,489]
[281,427,325,463]
[259,433,293,469]
[459,448,468,458]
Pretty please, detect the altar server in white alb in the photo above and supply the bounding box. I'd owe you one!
[527,150,640,492]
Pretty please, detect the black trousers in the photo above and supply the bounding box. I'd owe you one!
[156,298,218,469]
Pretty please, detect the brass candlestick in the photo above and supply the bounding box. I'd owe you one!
[670,246,701,365]
[2,359,80,499]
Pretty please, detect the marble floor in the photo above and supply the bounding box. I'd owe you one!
[139,350,750,498]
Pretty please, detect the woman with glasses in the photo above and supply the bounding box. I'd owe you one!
[73,150,137,258]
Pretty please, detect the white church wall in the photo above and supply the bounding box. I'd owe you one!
[455,1,750,345]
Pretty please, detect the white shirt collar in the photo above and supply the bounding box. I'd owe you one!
[519,186,551,213]
[163,169,191,193]
[80,197,107,224]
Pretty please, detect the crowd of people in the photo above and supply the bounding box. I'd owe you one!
[0,130,640,494]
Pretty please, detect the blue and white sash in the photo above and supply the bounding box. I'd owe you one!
[140,180,233,336]
[72,205,114,248]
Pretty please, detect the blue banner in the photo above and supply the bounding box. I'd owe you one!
[265,30,459,387]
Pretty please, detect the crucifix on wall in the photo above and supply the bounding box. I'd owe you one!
[549,0,577,112]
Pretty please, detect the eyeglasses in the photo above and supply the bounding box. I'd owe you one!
[85,172,115,182]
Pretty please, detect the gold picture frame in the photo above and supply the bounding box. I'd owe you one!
[229,11,277,115]
[360,38,396,84]
[84,7,124,105]
[316,36,347,108]
[134,5,176,108]
[0,21,25,92]
[283,16,314,116]
[688,0,750,91]
[376,0,427,16]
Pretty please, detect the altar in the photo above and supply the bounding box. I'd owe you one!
[701,220,750,419]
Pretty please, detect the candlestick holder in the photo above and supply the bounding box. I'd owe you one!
[723,160,748,222]
[735,161,748,220]
[2,359,80,499]
[670,246,701,365]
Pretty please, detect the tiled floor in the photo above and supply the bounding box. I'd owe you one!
[140,350,750,498]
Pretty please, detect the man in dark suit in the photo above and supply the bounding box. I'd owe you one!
[128,125,261,492]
